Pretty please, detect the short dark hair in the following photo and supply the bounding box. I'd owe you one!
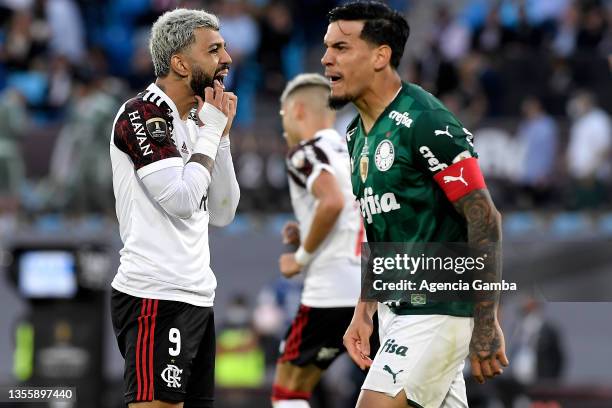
[328,1,410,69]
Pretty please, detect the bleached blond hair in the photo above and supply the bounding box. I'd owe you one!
[150,8,219,77]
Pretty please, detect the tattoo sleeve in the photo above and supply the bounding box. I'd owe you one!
[453,188,503,359]
[188,153,215,174]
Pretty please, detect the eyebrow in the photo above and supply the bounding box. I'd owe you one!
[208,42,226,50]
[325,40,349,48]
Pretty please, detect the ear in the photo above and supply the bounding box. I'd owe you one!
[170,53,190,78]
[373,45,392,72]
[293,100,306,121]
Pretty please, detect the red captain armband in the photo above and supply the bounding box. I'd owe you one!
[433,157,486,202]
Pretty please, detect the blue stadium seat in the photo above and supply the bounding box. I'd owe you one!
[549,212,592,237]
[222,214,250,235]
[596,213,612,237]
[503,212,540,238]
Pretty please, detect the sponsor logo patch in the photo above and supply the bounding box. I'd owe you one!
[442,167,468,186]
[419,145,448,173]
[146,117,169,142]
[381,338,408,357]
[181,141,190,155]
[383,364,404,384]
[359,187,401,224]
[388,111,413,128]
[434,125,453,138]
[316,347,340,361]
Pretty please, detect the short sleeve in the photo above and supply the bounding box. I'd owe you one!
[413,110,487,202]
[286,139,336,193]
[113,99,182,178]
[412,109,476,176]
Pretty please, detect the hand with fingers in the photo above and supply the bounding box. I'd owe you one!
[279,253,301,278]
[469,317,509,384]
[195,79,234,127]
[343,310,374,370]
[221,91,237,136]
[281,221,300,246]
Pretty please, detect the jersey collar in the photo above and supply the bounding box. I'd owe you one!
[145,83,180,116]
[313,128,340,142]
[357,82,407,136]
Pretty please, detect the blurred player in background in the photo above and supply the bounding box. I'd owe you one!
[322,1,507,407]
[273,73,364,408]
[109,9,239,408]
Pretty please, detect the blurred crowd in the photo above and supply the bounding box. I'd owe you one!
[0,0,611,221]
[409,0,612,211]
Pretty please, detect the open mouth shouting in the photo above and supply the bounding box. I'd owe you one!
[214,66,230,85]
[325,72,343,88]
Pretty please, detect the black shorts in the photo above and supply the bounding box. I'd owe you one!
[278,305,354,370]
[111,289,215,407]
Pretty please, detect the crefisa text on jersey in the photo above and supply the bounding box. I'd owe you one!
[372,279,517,292]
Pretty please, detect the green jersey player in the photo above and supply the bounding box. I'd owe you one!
[322,2,508,408]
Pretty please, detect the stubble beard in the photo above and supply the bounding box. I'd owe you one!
[328,93,353,110]
[190,65,215,98]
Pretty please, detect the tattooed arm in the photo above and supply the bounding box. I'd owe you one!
[453,188,509,384]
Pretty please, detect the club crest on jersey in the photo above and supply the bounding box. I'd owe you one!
[161,364,183,388]
[375,140,395,172]
[388,111,413,128]
[146,117,169,142]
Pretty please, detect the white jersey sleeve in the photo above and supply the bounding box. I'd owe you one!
[141,163,211,219]
[286,129,363,308]
[206,137,240,227]
[287,137,336,193]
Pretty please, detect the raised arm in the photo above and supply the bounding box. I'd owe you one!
[115,82,231,220]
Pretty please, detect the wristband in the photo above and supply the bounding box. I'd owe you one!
[194,134,221,159]
[195,103,228,159]
[295,246,313,266]
[198,102,228,131]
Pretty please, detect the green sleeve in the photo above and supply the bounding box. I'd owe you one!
[411,109,476,175]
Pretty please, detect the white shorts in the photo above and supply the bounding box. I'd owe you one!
[362,304,474,408]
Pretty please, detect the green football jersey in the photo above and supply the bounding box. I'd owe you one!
[347,82,477,317]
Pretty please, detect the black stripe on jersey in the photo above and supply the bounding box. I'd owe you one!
[287,166,307,188]
[151,94,162,106]
[286,136,330,179]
